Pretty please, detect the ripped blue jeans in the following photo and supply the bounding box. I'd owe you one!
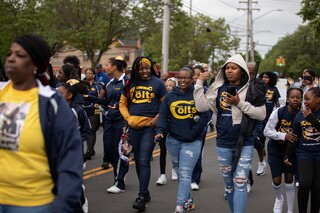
[217,146,253,213]
[166,135,201,206]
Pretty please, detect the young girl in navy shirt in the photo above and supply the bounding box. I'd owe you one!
[285,87,320,213]
[264,88,303,213]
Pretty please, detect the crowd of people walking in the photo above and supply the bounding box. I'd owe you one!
[0,33,319,213]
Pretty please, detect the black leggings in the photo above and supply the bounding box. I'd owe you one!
[159,134,167,174]
[297,159,320,213]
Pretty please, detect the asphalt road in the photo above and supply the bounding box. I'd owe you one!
[83,128,299,213]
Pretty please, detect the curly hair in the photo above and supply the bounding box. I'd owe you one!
[259,71,278,87]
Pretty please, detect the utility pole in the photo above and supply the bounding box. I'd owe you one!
[239,0,259,63]
[190,0,192,16]
[161,0,170,75]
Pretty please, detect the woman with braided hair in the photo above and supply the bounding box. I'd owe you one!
[119,56,167,211]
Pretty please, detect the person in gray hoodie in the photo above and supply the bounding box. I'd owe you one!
[193,54,266,213]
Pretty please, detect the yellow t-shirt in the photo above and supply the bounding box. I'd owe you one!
[0,83,54,206]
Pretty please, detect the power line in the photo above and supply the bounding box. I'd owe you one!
[219,0,238,9]
[182,1,247,31]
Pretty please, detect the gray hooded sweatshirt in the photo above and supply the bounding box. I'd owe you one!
[193,54,266,125]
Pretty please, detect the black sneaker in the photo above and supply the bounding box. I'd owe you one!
[146,194,151,203]
[101,161,110,170]
[85,150,92,160]
[133,196,147,211]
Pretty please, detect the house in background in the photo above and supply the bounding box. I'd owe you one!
[50,34,142,75]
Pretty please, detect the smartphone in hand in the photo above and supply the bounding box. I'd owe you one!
[226,86,237,96]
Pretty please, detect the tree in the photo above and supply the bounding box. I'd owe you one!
[260,24,320,79]
[0,0,137,68]
[0,0,45,62]
[299,0,320,36]
[42,0,135,68]
[133,0,239,71]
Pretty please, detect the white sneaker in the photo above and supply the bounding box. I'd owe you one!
[156,174,167,185]
[273,195,284,213]
[82,197,88,213]
[256,160,266,176]
[107,185,125,193]
[190,183,199,191]
[172,168,178,180]
[247,183,251,193]
[174,205,186,213]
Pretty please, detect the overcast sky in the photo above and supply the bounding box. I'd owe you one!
[184,0,303,58]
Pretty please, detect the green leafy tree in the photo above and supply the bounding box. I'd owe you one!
[134,0,239,71]
[0,0,45,63]
[261,24,320,79]
[42,0,135,68]
[0,0,136,68]
[299,0,320,35]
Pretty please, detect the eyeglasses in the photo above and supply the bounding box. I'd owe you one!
[177,76,192,80]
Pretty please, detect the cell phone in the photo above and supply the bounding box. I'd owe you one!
[303,76,312,82]
[226,86,237,96]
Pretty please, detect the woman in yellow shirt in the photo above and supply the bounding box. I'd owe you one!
[0,34,83,212]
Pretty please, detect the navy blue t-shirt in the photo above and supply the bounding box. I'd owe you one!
[126,76,167,117]
[216,83,243,148]
[265,85,280,118]
[293,110,320,161]
[268,106,299,156]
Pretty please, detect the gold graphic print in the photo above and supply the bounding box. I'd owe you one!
[266,89,274,101]
[301,120,320,142]
[220,92,231,111]
[130,86,155,104]
[279,119,293,134]
[170,100,197,119]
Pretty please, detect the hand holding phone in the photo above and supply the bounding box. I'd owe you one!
[226,86,237,96]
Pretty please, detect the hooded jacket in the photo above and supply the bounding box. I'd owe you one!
[156,85,210,142]
[0,80,83,213]
[194,54,266,124]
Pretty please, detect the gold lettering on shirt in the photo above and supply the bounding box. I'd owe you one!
[220,92,231,111]
[130,86,155,103]
[170,100,197,119]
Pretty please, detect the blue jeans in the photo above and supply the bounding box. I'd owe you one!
[166,135,201,205]
[217,146,253,213]
[129,127,156,198]
[0,203,52,213]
